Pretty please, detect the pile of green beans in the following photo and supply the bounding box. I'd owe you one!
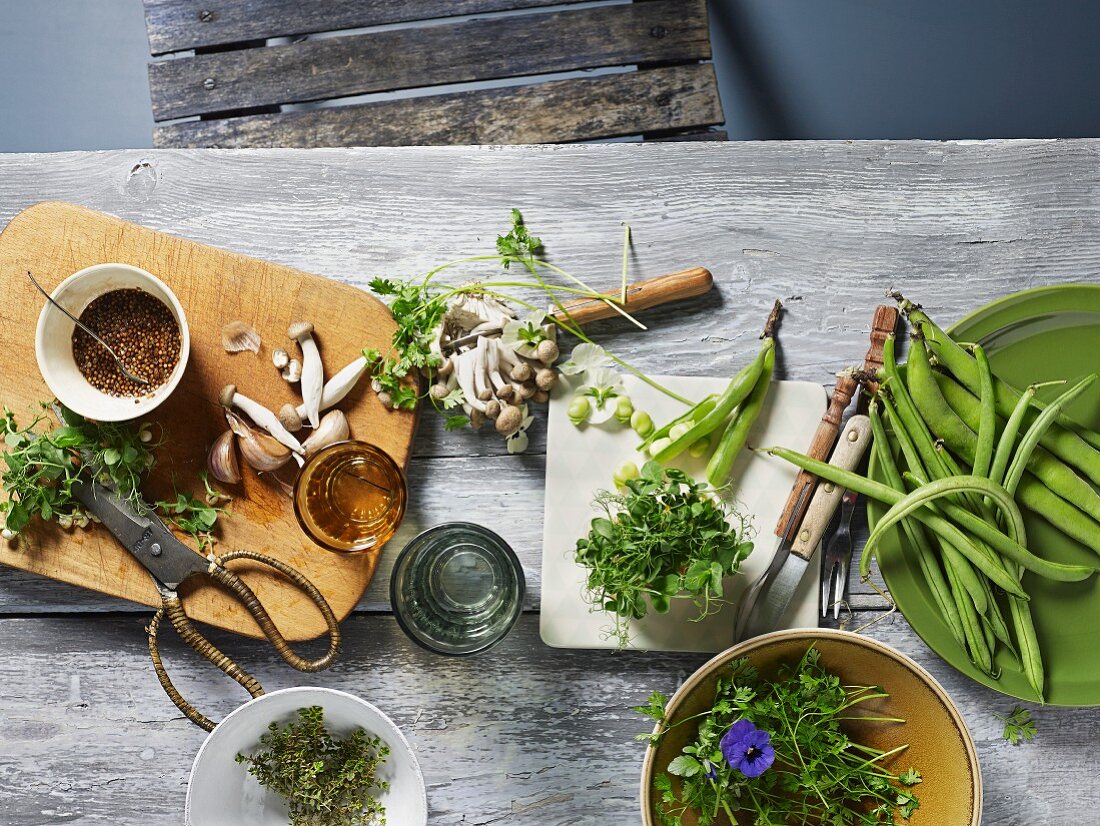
[643,301,780,487]
[760,301,1100,702]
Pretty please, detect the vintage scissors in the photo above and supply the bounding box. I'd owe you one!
[72,480,341,731]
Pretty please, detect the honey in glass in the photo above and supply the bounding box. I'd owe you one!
[293,440,407,553]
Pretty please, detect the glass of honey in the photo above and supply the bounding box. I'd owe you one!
[293,440,407,554]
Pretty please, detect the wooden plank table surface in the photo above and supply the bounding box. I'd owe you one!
[2,142,1099,824]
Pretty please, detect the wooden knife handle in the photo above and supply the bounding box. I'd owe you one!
[775,371,858,539]
[789,415,873,560]
[550,267,713,326]
[858,305,899,404]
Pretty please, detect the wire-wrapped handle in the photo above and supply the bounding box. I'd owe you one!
[146,549,342,731]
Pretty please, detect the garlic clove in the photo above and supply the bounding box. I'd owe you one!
[207,428,242,484]
[225,410,292,472]
[302,409,350,456]
[222,321,261,354]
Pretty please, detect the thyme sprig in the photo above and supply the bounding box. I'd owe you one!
[236,705,390,826]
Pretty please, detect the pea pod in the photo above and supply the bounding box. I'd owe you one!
[705,345,774,486]
[652,342,769,464]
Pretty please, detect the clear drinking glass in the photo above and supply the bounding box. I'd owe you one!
[390,523,525,655]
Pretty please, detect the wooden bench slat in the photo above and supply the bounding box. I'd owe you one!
[648,129,729,141]
[148,0,711,121]
[143,0,590,55]
[154,64,723,147]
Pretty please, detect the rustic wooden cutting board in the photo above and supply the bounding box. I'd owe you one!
[0,202,417,640]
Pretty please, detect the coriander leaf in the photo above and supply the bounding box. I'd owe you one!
[899,767,922,786]
[444,415,470,432]
[996,705,1036,746]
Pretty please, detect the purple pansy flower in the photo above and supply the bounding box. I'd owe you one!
[720,719,775,778]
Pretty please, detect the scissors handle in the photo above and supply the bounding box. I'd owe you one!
[146,549,342,731]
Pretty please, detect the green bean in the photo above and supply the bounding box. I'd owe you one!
[862,476,1027,576]
[911,340,1100,527]
[870,401,965,646]
[972,345,995,479]
[652,345,768,463]
[761,445,1096,584]
[1009,593,1044,702]
[636,395,718,451]
[882,335,952,480]
[706,346,774,486]
[990,384,1060,488]
[977,574,1014,656]
[931,371,1100,550]
[1004,375,1096,496]
[898,295,1100,474]
[944,548,994,674]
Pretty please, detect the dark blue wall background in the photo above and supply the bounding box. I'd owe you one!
[710,0,1100,140]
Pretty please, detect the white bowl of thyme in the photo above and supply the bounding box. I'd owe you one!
[186,686,427,826]
[34,262,190,421]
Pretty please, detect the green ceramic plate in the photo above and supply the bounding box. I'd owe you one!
[868,284,1100,707]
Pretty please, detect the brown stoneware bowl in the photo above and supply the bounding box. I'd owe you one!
[640,628,981,825]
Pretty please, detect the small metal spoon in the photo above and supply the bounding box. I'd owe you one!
[27,271,151,386]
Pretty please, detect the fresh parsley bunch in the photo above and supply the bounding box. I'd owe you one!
[574,460,753,647]
[637,646,923,825]
[237,705,390,826]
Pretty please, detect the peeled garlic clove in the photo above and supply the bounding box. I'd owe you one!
[207,428,242,484]
[225,410,292,472]
[302,409,350,456]
[222,321,261,354]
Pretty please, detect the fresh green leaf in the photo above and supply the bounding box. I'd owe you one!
[996,705,1037,746]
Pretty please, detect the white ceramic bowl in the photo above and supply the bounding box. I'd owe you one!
[186,687,428,826]
[34,263,190,421]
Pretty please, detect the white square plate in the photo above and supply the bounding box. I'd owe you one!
[540,374,827,651]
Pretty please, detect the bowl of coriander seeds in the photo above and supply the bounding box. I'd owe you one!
[35,263,190,421]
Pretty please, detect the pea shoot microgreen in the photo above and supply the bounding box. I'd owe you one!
[154,472,229,551]
[638,646,922,825]
[1,404,159,536]
[573,460,752,647]
[996,705,1037,745]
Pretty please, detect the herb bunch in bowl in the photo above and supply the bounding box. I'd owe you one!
[639,646,922,825]
[236,705,390,826]
[573,460,753,646]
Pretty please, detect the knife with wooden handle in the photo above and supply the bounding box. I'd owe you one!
[737,415,874,640]
[549,267,713,325]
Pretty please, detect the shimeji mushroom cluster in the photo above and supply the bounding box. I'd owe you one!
[423,293,560,445]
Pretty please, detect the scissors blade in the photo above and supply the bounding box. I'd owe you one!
[73,481,207,590]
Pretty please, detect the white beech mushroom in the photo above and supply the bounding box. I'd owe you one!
[294,354,371,420]
[272,348,290,370]
[288,321,323,428]
[536,339,560,364]
[220,384,304,455]
[472,338,493,402]
[485,339,514,400]
[535,367,557,391]
[485,399,502,419]
[282,358,302,383]
[496,404,524,436]
[302,409,350,456]
[453,350,488,414]
[533,390,550,404]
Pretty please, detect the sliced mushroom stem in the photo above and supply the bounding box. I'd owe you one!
[289,321,323,428]
[220,384,304,454]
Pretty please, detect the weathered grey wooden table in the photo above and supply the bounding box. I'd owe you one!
[2,142,1098,825]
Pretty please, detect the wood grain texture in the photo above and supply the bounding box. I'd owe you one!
[2,142,1100,823]
[143,0,591,55]
[154,64,723,148]
[0,202,417,640]
[147,0,711,120]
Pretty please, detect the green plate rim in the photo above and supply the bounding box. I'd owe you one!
[868,283,1100,707]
